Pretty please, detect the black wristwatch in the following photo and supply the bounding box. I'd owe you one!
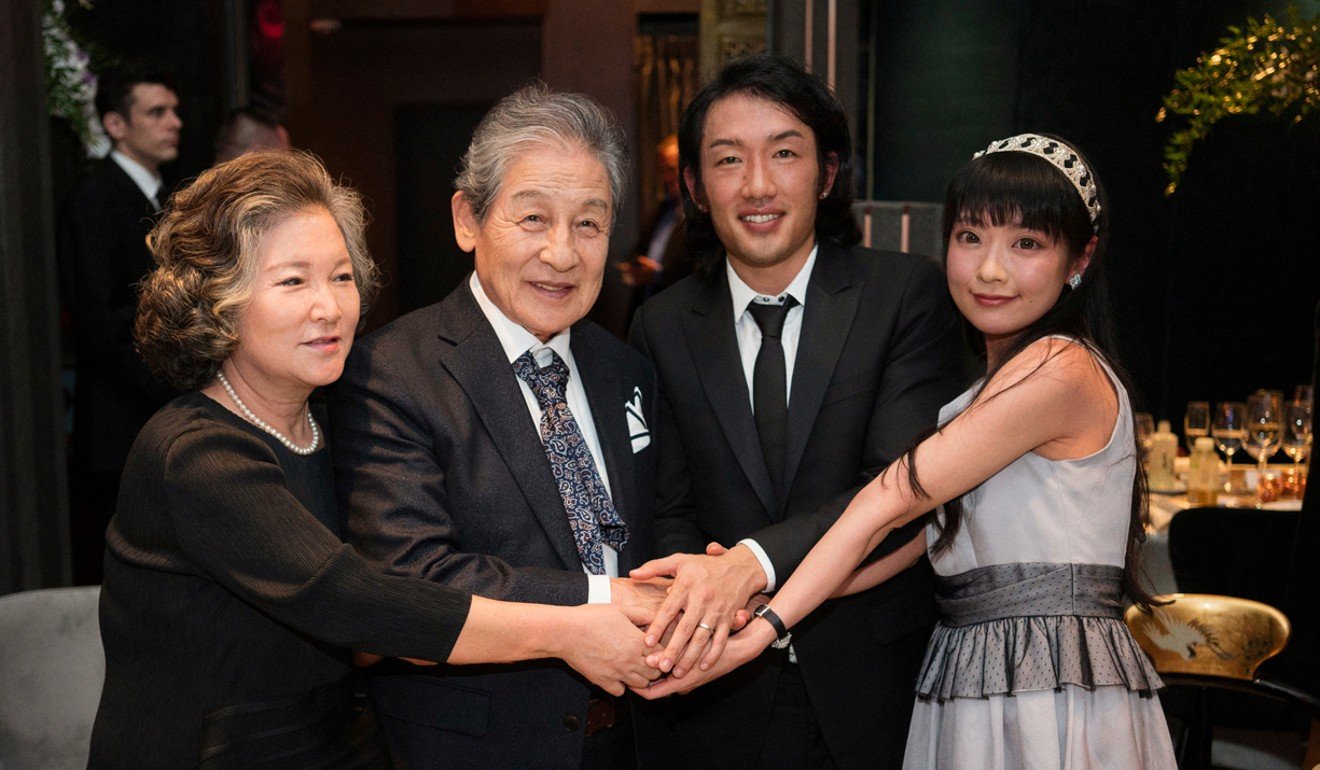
[753,603,792,650]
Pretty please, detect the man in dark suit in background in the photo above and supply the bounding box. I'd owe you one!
[627,55,965,768]
[330,85,664,769]
[57,66,181,583]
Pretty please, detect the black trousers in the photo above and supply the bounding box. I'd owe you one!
[757,662,837,769]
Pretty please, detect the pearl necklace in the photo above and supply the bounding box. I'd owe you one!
[216,371,320,455]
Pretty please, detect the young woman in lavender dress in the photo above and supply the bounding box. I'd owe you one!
[638,134,1177,768]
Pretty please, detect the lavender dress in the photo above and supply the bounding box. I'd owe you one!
[903,341,1176,769]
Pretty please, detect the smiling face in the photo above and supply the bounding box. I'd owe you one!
[945,216,1092,363]
[689,93,837,291]
[103,83,182,173]
[229,207,361,399]
[454,142,612,342]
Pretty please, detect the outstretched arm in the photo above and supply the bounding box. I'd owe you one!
[635,339,1120,697]
[830,529,927,598]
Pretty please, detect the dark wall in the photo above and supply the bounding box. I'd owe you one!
[3,0,72,592]
[862,0,1320,425]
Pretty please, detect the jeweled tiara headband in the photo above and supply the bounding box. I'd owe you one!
[973,133,1101,231]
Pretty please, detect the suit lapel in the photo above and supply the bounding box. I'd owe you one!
[104,158,159,217]
[571,330,637,543]
[782,244,861,516]
[682,271,776,513]
[436,285,584,571]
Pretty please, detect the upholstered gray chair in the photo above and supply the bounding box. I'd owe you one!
[0,586,103,770]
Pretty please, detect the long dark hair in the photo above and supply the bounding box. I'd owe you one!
[909,138,1161,610]
[677,54,861,270]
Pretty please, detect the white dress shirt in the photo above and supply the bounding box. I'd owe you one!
[109,150,163,210]
[728,245,818,592]
[469,273,617,603]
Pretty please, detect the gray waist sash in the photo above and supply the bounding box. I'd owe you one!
[936,562,1124,627]
[914,562,1162,702]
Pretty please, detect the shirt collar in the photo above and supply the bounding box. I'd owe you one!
[726,244,818,321]
[109,150,163,205]
[469,272,573,365]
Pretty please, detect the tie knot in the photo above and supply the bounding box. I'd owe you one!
[513,350,570,408]
[746,297,797,339]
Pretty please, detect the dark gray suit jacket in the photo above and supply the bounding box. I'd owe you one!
[330,280,656,768]
[628,241,965,770]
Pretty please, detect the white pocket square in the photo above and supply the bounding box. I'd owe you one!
[625,387,650,453]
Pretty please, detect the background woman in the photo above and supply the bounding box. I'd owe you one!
[89,150,657,768]
[637,134,1178,768]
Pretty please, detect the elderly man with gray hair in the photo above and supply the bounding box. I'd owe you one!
[329,85,664,769]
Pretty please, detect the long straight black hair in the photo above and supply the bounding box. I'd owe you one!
[909,138,1160,610]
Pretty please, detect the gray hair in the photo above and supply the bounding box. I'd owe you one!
[454,83,628,224]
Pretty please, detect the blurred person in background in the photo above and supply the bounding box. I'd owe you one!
[213,105,291,164]
[57,64,183,584]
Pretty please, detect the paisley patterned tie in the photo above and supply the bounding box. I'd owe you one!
[513,350,628,574]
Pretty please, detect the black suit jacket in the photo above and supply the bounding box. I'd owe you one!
[628,242,965,770]
[329,280,656,768]
[57,158,174,475]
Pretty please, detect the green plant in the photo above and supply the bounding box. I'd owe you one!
[1156,8,1319,195]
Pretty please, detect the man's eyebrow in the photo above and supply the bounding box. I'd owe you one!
[706,130,805,149]
[509,190,610,211]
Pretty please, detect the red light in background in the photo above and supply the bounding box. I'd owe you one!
[257,0,284,40]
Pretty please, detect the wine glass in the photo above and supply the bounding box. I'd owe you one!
[1296,384,1314,410]
[1183,401,1210,453]
[1242,393,1281,472]
[1212,402,1247,484]
[1282,399,1312,469]
[1255,389,1285,418]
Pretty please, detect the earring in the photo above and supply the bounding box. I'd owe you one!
[819,191,828,200]
[1067,274,1082,289]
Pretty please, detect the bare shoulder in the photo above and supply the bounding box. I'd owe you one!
[983,338,1113,403]
[966,338,1119,458]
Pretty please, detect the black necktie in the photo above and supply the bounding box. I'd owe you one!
[747,298,797,500]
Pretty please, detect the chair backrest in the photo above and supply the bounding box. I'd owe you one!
[1125,593,1290,680]
[1167,506,1299,607]
[1282,300,1319,694]
[0,586,104,770]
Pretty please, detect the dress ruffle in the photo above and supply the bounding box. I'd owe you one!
[915,611,1163,702]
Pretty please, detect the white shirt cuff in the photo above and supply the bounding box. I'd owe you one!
[738,538,776,592]
[587,573,612,604]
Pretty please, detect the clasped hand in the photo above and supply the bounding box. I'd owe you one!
[625,542,768,679]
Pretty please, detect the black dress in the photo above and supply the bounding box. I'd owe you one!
[89,392,471,768]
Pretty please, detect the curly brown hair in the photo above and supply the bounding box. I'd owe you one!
[135,150,379,390]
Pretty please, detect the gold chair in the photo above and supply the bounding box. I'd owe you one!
[1126,593,1320,769]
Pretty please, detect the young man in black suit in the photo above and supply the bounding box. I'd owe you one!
[330,86,665,769]
[627,55,965,768]
[57,66,182,583]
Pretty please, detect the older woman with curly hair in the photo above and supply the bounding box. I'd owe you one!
[89,151,658,769]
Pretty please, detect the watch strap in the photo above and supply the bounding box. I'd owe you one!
[753,603,792,649]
